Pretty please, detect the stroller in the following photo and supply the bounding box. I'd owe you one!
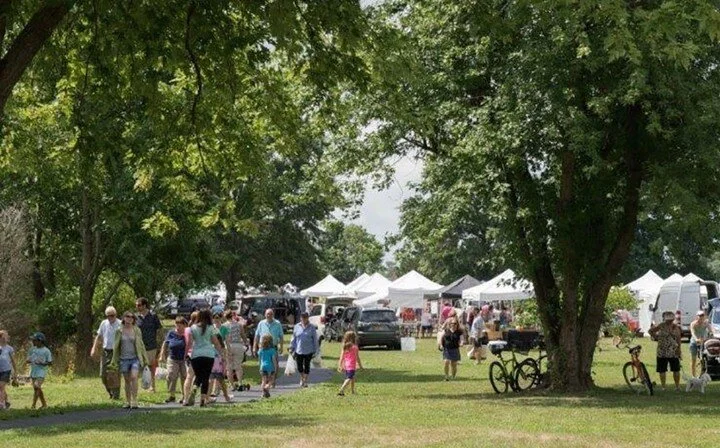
[701,338,720,380]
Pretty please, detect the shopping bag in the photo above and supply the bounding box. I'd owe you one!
[141,366,152,390]
[401,337,416,351]
[155,365,168,381]
[284,355,297,376]
[311,350,323,368]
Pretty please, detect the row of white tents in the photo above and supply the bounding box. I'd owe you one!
[302,268,702,333]
[300,268,534,309]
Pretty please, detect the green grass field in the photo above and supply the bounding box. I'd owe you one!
[3,337,719,447]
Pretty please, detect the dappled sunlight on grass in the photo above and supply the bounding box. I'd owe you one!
[3,337,720,447]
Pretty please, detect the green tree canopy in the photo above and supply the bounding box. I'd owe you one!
[318,221,384,284]
[332,0,720,390]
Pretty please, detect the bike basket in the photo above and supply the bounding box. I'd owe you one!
[488,340,507,355]
[505,330,540,352]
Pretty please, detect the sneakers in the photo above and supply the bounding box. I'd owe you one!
[165,397,176,403]
[337,391,345,396]
[263,389,270,398]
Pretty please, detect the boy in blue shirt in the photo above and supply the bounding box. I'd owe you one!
[26,332,52,409]
[257,334,278,398]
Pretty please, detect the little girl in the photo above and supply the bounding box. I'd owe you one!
[0,330,18,409]
[337,331,363,396]
[209,335,231,402]
[257,334,277,399]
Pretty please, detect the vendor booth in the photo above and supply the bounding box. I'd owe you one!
[461,269,533,302]
[300,274,346,297]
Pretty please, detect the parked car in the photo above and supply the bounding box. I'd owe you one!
[169,297,211,318]
[237,295,305,334]
[341,307,401,350]
[308,296,355,341]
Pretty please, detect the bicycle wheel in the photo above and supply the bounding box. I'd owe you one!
[489,361,509,394]
[513,358,540,391]
[623,361,647,394]
[639,362,654,396]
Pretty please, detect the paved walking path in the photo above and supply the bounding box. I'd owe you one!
[0,358,333,431]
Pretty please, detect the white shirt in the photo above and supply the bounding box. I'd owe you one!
[97,318,121,349]
[471,317,486,339]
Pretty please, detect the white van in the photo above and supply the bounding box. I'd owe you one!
[650,276,711,339]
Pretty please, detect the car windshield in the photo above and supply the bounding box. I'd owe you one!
[361,310,397,323]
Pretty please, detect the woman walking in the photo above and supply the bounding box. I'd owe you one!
[185,309,224,407]
[439,318,463,381]
[290,312,318,388]
[222,310,248,391]
[110,312,149,409]
[182,311,199,404]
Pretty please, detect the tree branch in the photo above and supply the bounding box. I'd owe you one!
[0,0,72,115]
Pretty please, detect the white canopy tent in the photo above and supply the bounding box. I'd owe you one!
[625,270,664,334]
[340,273,371,296]
[385,270,443,309]
[300,275,346,297]
[354,289,389,307]
[461,269,533,302]
[355,273,392,299]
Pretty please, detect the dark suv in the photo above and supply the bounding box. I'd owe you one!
[238,295,305,334]
[169,297,210,318]
[342,307,401,350]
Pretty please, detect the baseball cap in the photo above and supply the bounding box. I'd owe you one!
[30,332,46,342]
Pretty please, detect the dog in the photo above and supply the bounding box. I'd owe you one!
[683,372,712,393]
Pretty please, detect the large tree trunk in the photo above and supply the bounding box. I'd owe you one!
[514,105,647,392]
[75,187,103,373]
[223,265,239,303]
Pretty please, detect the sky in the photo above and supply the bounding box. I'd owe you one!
[343,156,424,259]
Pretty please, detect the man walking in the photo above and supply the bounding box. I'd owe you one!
[90,306,121,399]
[253,309,284,386]
[136,297,162,392]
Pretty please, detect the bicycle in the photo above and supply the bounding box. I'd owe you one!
[513,339,546,391]
[488,342,523,393]
[621,344,654,395]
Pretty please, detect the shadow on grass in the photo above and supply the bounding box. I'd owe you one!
[413,383,720,415]
[360,367,479,383]
[11,410,314,436]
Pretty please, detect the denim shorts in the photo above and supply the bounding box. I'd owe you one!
[344,369,356,379]
[690,340,701,357]
[261,370,275,376]
[119,358,140,374]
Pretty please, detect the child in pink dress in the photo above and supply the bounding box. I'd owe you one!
[337,331,363,396]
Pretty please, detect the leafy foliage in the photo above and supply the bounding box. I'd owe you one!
[317,221,384,284]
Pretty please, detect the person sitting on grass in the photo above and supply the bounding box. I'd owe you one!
[26,332,52,409]
[337,331,363,396]
[258,334,278,399]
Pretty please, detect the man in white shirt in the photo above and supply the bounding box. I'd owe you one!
[90,306,121,399]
